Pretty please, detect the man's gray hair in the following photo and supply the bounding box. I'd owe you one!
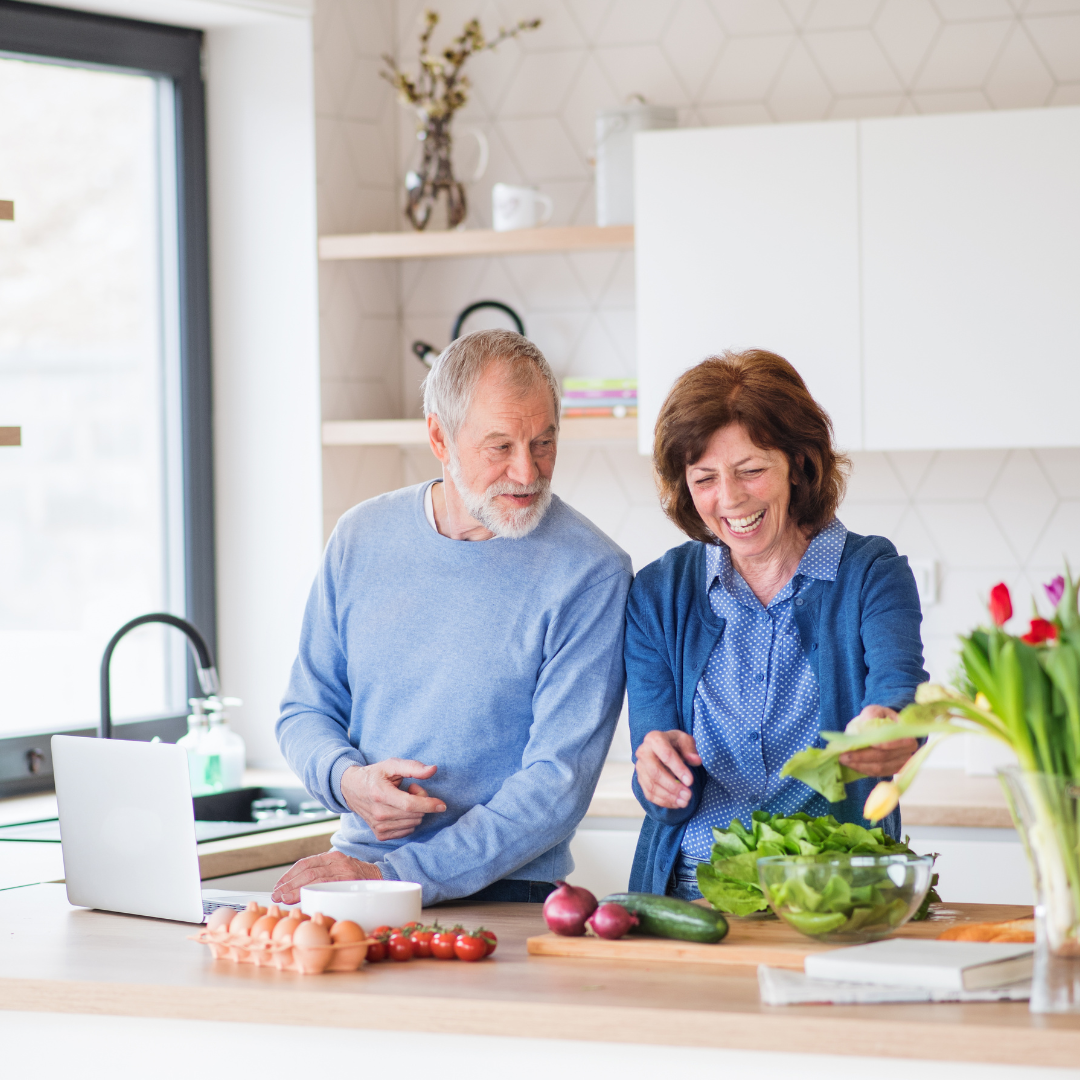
[422,329,561,444]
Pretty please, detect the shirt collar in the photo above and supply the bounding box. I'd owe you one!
[705,517,847,589]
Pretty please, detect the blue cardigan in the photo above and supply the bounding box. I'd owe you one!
[625,531,928,896]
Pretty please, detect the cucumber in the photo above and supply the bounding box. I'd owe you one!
[600,892,728,944]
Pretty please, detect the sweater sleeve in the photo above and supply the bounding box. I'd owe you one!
[275,533,367,816]
[625,577,703,826]
[859,549,929,712]
[376,567,632,904]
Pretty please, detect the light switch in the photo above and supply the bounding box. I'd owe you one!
[909,558,939,607]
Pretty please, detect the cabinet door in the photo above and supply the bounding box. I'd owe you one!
[635,122,862,455]
[861,106,1080,450]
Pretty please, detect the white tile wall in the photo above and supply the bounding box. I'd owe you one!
[314,0,1080,764]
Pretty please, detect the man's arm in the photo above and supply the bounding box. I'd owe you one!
[376,567,632,905]
[276,532,368,816]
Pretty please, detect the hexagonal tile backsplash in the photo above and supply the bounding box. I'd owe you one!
[316,0,1080,766]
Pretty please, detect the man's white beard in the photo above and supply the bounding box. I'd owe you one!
[446,454,553,539]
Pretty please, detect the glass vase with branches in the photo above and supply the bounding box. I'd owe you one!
[381,10,540,231]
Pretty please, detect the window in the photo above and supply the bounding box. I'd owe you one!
[0,2,212,794]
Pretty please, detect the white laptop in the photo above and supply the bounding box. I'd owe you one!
[52,734,294,923]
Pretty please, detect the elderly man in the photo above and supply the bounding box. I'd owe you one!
[272,330,632,905]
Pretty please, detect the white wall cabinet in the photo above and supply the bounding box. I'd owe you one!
[635,122,863,454]
[861,108,1080,450]
[636,106,1080,454]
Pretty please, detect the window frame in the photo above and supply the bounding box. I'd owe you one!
[0,0,215,796]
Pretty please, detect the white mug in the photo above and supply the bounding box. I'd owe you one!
[492,183,554,231]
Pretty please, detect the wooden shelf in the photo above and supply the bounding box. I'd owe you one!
[322,416,637,446]
[318,224,634,261]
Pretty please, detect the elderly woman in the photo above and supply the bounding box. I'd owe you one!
[627,350,927,899]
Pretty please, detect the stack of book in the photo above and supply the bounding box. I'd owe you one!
[561,378,637,418]
[759,939,1034,1005]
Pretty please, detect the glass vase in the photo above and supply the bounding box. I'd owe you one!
[403,115,466,232]
[999,766,1080,1013]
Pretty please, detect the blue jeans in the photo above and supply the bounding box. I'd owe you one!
[667,852,704,902]
[450,879,556,903]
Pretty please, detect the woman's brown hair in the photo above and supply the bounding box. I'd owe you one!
[654,350,849,544]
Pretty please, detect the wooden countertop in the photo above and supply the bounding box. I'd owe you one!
[0,885,1072,1066]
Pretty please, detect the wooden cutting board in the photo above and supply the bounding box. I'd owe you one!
[526,902,1032,970]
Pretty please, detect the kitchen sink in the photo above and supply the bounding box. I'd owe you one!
[0,785,338,844]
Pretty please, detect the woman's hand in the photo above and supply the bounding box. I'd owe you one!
[838,705,918,778]
[635,730,702,809]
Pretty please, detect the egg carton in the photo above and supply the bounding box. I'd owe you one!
[189,902,373,974]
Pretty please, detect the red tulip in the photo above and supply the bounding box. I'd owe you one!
[988,583,1012,626]
[1021,618,1058,645]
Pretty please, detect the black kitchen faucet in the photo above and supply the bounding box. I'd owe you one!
[98,614,218,739]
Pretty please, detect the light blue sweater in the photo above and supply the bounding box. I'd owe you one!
[277,481,633,904]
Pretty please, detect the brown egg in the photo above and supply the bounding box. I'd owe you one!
[230,902,266,936]
[249,909,284,966]
[227,902,266,962]
[271,913,303,942]
[327,919,367,972]
[204,906,236,958]
[206,907,235,933]
[293,914,333,974]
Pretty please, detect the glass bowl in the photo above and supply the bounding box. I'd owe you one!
[757,852,934,943]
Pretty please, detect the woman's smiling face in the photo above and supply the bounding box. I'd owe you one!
[686,423,795,557]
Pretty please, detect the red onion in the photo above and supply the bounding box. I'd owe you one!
[543,880,598,937]
[587,902,639,940]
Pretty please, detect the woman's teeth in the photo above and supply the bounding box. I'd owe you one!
[726,510,765,534]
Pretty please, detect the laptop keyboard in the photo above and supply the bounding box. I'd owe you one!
[203,898,250,915]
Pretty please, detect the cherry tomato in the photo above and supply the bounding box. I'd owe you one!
[477,928,497,956]
[410,929,434,958]
[366,939,388,963]
[431,930,458,959]
[370,925,391,936]
[387,933,413,962]
[401,921,423,933]
[454,933,487,962]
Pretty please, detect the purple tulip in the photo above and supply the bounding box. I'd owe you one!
[1045,575,1065,607]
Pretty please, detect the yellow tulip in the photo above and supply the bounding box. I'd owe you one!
[864,780,901,822]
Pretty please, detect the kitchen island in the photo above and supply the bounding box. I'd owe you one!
[0,883,1074,1070]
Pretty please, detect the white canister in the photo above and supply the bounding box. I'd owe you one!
[595,102,677,226]
[300,880,422,928]
[492,183,554,231]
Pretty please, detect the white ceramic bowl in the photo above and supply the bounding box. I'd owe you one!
[299,880,422,929]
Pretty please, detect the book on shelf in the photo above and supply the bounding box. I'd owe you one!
[562,407,637,418]
[561,397,637,410]
[562,388,638,401]
[562,377,637,391]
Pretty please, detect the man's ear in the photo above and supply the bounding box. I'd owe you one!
[427,414,451,465]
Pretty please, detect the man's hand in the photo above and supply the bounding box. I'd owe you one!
[635,729,702,809]
[839,705,918,778]
[341,759,446,841]
[270,850,380,906]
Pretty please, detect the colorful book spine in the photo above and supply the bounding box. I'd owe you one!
[562,378,637,391]
[562,407,638,418]
[562,397,637,409]
[562,388,638,400]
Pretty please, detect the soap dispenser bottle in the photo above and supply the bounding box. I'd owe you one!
[204,696,245,791]
[178,697,222,795]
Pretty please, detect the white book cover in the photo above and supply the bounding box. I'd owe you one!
[804,939,1034,991]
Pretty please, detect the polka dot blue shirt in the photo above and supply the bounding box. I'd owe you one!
[680,519,848,860]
